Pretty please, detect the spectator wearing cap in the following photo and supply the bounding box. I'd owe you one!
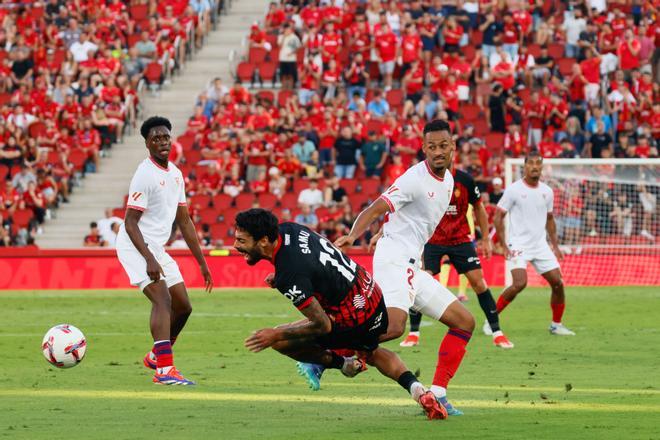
[359,131,387,178]
[268,167,287,199]
[278,23,302,90]
[333,127,361,179]
[298,178,324,210]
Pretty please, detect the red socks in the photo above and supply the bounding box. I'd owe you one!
[496,295,510,313]
[551,303,565,323]
[432,328,472,388]
[153,340,174,369]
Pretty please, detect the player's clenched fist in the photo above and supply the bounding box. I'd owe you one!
[245,328,278,352]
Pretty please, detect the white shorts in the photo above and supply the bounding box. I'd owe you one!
[585,83,600,103]
[116,243,184,291]
[373,247,457,320]
[508,243,559,275]
[458,85,470,101]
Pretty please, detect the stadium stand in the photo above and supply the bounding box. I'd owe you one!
[0,0,224,246]
[106,0,656,249]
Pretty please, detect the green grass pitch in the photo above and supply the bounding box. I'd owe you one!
[1,287,659,439]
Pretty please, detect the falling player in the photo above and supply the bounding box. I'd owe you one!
[324,119,473,415]
[493,150,575,336]
[400,167,514,349]
[233,209,447,420]
[116,116,213,385]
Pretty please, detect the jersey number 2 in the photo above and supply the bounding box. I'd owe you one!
[318,238,357,282]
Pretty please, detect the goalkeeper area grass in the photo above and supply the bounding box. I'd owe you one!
[1,287,658,440]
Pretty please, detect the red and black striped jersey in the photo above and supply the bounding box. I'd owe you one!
[428,169,480,246]
[272,222,382,329]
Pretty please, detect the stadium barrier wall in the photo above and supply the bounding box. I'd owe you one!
[0,249,657,289]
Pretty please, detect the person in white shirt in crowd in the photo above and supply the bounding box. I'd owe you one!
[297,178,324,210]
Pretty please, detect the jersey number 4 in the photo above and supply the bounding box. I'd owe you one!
[318,237,357,282]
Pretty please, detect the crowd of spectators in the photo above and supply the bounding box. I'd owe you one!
[0,0,220,247]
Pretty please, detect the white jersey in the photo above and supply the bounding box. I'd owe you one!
[116,157,186,249]
[497,179,554,250]
[377,161,454,262]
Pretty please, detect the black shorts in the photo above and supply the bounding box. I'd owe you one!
[279,61,298,81]
[316,296,388,352]
[423,242,481,275]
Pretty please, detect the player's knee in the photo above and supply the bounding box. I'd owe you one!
[473,279,488,294]
[512,279,527,292]
[388,321,406,340]
[176,302,193,317]
[459,312,476,333]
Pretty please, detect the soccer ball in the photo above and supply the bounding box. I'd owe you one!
[42,324,87,368]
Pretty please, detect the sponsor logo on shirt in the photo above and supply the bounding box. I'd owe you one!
[428,191,435,199]
[284,285,304,302]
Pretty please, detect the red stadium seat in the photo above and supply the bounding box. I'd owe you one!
[177,133,196,151]
[236,62,256,84]
[248,47,267,64]
[12,209,34,229]
[547,43,565,60]
[462,44,476,61]
[268,47,280,62]
[127,33,141,48]
[210,222,230,240]
[0,165,8,181]
[235,193,256,210]
[213,193,233,211]
[280,192,298,209]
[256,90,275,102]
[220,207,240,223]
[484,133,505,150]
[129,4,148,20]
[0,93,11,106]
[190,194,212,209]
[258,193,278,209]
[339,179,358,194]
[386,89,404,108]
[198,208,218,225]
[358,178,381,196]
[258,62,278,86]
[292,179,311,195]
[460,104,481,121]
[557,58,574,77]
[527,44,542,58]
[366,119,384,133]
[144,62,163,85]
[472,119,489,136]
[350,193,372,212]
[28,121,47,138]
[68,149,88,171]
[265,34,279,49]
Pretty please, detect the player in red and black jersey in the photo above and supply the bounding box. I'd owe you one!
[401,169,514,349]
[234,209,446,420]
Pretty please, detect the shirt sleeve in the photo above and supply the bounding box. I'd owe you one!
[275,270,315,310]
[497,186,514,212]
[379,170,418,212]
[545,187,554,213]
[178,172,187,206]
[467,175,481,205]
[126,169,150,212]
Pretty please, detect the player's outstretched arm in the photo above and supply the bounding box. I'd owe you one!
[245,298,332,352]
[335,198,390,249]
[175,204,213,292]
[124,208,163,281]
[546,212,564,261]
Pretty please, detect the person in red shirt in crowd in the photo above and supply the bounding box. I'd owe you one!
[229,82,252,105]
[418,12,437,67]
[579,48,601,103]
[348,16,371,57]
[198,163,224,196]
[402,59,425,103]
[187,105,209,134]
[450,52,472,102]
[440,74,460,120]
[76,119,101,170]
[22,181,47,224]
[610,9,626,38]
[383,153,406,186]
[246,104,274,131]
[249,23,269,50]
[374,22,397,91]
[428,57,449,97]
[524,91,546,148]
[265,2,286,33]
[567,63,587,104]
[321,59,341,101]
[512,4,533,40]
[442,16,463,53]
[276,148,303,178]
[546,93,569,140]
[504,124,526,157]
[399,23,422,78]
[538,130,563,158]
[300,2,322,28]
[298,56,322,105]
[392,125,422,168]
[617,29,642,76]
[501,12,521,63]
[491,54,515,92]
[249,169,269,194]
[320,22,341,67]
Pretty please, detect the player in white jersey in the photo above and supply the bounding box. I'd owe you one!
[493,150,575,336]
[116,116,213,385]
[335,120,475,415]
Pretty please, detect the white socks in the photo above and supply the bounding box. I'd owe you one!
[410,382,426,402]
[429,385,447,399]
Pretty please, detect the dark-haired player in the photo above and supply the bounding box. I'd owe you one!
[400,167,514,349]
[332,119,475,415]
[233,208,447,420]
[493,151,575,336]
[116,116,213,385]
